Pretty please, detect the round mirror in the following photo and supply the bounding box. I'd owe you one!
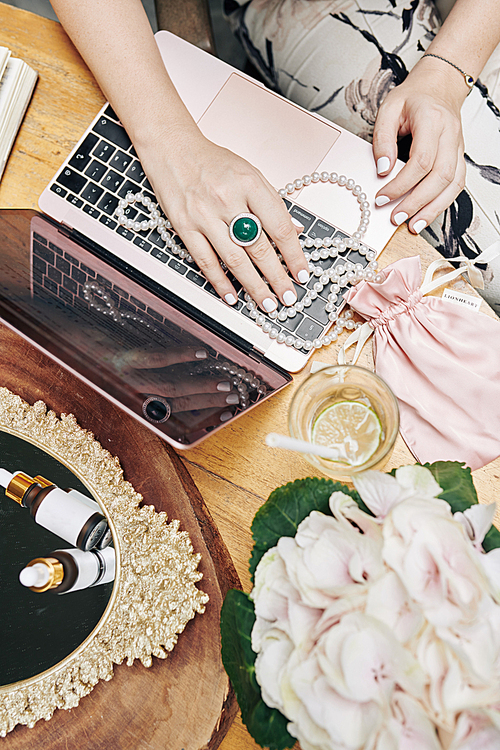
[0,430,114,687]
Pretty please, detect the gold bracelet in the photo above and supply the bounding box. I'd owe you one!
[422,53,475,93]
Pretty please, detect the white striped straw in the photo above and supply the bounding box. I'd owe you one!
[265,433,341,461]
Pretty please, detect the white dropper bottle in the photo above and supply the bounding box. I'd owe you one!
[0,469,110,551]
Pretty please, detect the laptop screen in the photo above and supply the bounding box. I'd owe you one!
[0,209,290,448]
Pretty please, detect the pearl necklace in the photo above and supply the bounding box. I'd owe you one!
[113,172,382,352]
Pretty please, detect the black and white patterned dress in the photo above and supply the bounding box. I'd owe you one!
[224,0,500,315]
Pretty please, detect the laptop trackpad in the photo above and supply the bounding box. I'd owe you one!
[197,73,341,190]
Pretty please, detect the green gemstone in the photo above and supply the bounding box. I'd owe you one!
[232,216,258,243]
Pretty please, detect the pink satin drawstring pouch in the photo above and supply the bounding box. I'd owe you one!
[342,254,500,471]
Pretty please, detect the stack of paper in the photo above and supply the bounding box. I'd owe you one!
[0,46,38,182]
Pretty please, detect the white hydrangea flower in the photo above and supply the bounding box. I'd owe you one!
[250,466,500,750]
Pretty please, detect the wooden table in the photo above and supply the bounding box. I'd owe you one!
[1,4,500,749]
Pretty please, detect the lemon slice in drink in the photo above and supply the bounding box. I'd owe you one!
[311,401,382,466]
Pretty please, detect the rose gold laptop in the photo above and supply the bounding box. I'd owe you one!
[0,32,401,449]
[38,31,400,375]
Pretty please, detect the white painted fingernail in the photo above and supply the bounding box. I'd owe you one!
[217,381,231,392]
[220,410,233,422]
[224,293,237,305]
[226,393,239,404]
[413,219,427,234]
[298,269,309,284]
[195,349,208,358]
[291,217,305,230]
[263,297,277,312]
[394,211,409,226]
[283,289,297,306]
[377,156,391,174]
[375,195,390,207]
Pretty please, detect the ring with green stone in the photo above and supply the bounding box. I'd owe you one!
[229,213,262,247]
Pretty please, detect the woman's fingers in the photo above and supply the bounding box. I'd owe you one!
[372,59,467,227]
[145,137,308,309]
[249,185,310,285]
[168,390,239,413]
[374,105,462,221]
[371,95,401,178]
[406,147,466,233]
[115,346,209,371]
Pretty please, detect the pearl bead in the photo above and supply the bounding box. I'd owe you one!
[118,174,376,355]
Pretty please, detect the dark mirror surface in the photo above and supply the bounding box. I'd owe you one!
[0,430,114,687]
[0,209,290,448]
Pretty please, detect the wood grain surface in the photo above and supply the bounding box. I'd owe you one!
[0,320,240,750]
[1,4,500,749]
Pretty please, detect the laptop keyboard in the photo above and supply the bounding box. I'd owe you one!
[49,105,376,352]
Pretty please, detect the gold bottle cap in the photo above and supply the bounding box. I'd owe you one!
[25,558,64,593]
[5,472,35,505]
[34,475,54,488]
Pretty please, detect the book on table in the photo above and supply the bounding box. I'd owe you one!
[0,46,38,181]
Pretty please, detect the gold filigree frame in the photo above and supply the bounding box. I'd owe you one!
[0,387,208,736]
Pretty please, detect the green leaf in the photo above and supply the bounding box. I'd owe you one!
[481,524,500,552]
[424,461,478,513]
[250,476,367,580]
[423,462,500,551]
[220,589,294,750]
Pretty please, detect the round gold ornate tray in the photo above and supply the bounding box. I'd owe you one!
[0,323,240,750]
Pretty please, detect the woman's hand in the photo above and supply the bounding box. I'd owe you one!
[372,57,468,234]
[49,0,308,315]
[113,346,241,428]
[137,127,308,313]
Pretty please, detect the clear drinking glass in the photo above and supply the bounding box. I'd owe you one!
[288,364,399,478]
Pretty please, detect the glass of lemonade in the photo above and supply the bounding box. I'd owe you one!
[288,364,399,478]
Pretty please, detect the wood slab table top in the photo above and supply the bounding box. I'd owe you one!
[1,4,500,750]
